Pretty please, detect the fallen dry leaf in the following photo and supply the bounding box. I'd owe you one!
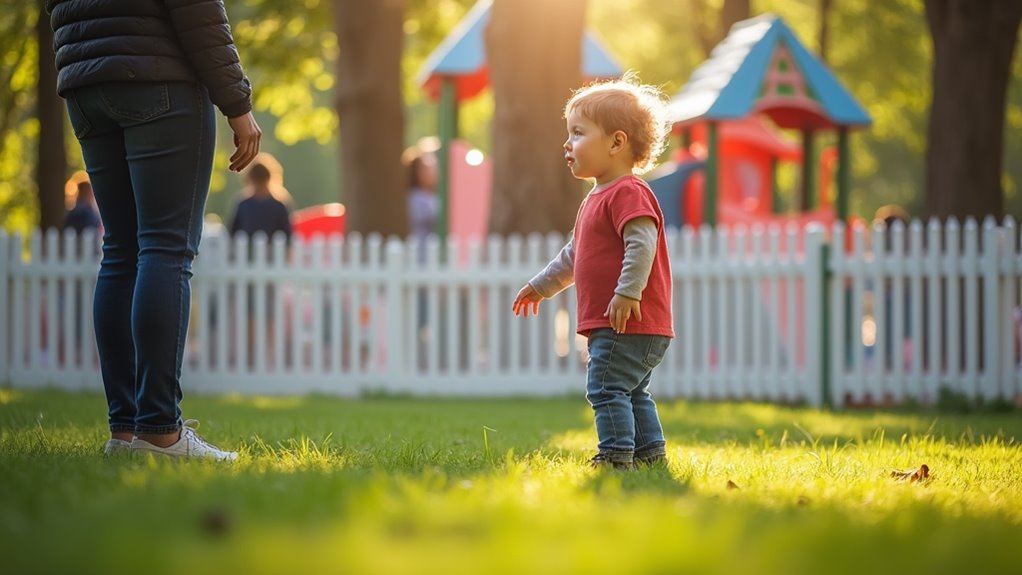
[890,464,930,482]
[726,480,740,490]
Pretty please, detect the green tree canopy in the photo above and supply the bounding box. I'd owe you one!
[3,0,1020,235]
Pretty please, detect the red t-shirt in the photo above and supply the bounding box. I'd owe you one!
[573,175,674,337]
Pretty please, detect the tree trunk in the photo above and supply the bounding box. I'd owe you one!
[694,0,752,57]
[486,0,586,235]
[332,0,406,236]
[720,0,751,38]
[819,0,832,63]
[36,3,66,231]
[923,0,1022,222]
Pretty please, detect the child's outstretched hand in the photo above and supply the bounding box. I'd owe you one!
[512,284,543,316]
[604,293,641,333]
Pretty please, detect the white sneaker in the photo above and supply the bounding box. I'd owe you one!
[103,438,132,456]
[131,419,238,462]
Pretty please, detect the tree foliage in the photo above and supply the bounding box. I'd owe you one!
[3,0,1021,235]
[0,1,41,233]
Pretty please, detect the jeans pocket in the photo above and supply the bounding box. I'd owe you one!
[642,336,670,370]
[66,92,92,139]
[100,82,170,123]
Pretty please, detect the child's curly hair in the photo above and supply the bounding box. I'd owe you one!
[563,73,672,175]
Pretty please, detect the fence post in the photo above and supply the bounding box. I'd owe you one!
[0,232,8,385]
[981,217,1001,401]
[386,238,405,386]
[804,225,829,408]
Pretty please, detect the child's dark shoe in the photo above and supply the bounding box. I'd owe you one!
[634,443,667,468]
[590,452,634,470]
[634,453,668,468]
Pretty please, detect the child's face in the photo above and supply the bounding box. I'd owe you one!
[563,108,628,185]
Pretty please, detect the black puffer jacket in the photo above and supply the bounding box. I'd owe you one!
[46,0,252,118]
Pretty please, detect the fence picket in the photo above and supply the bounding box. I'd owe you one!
[829,223,845,407]
[945,219,961,396]
[871,222,888,389]
[963,219,980,396]
[890,221,907,400]
[766,226,782,402]
[784,224,799,402]
[0,232,8,384]
[981,217,1001,401]
[908,221,924,401]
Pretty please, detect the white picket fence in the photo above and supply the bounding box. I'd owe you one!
[2,218,1020,406]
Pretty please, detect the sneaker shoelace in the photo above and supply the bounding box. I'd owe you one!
[181,420,222,452]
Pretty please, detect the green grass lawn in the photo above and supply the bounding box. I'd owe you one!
[1,388,1020,575]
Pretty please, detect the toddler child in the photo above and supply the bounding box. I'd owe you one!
[512,76,674,469]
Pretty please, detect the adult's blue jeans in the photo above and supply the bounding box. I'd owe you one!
[585,328,670,463]
[65,82,214,434]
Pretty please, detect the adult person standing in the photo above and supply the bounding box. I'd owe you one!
[47,0,262,460]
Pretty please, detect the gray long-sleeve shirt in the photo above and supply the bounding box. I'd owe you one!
[528,216,657,301]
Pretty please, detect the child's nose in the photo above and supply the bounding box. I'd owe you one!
[563,138,571,151]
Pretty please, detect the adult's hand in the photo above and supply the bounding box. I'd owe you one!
[227,112,262,172]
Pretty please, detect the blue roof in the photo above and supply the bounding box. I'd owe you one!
[417,0,622,101]
[668,14,871,128]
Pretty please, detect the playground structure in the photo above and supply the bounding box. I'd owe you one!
[648,116,839,230]
[410,11,871,243]
[651,14,871,230]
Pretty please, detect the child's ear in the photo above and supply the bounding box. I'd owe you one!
[610,130,629,155]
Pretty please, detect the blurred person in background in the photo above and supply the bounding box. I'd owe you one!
[228,152,293,367]
[228,152,293,245]
[403,141,440,362]
[62,170,101,236]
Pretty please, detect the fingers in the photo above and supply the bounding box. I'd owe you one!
[512,299,539,317]
[229,136,260,172]
[616,307,630,333]
[603,305,621,332]
[603,303,635,332]
[227,113,263,172]
[512,294,540,317]
[513,285,542,317]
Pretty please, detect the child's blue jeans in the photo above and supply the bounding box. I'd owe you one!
[65,81,214,435]
[585,328,670,464]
